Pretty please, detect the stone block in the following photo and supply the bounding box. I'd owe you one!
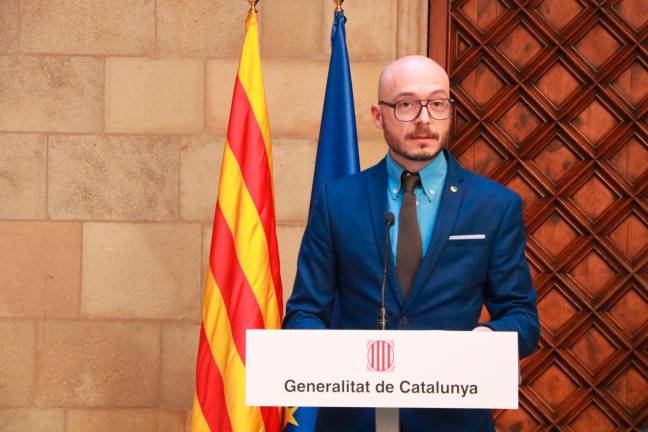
[160,323,200,409]
[277,225,306,305]
[180,134,223,222]
[0,321,35,407]
[264,61,328,137]
[204,60,242,136]
[323,0,397,62]
[350,62,386,139]
[105,58,203,134]
[201,225,213,286]
[205,59,385,139]
[0,409,63,432]
[66,409,186,432]
[0,0,19,52]
[273,138,317,224]
[157,0,248,57]
[0,134,46,219]
[82,223,201,320]
[20,0,154,55]
[48,135,179,221]
[159,411,188,432]
[396,0,429,57]
[261,0,324,59]
[0,222,81,318]
[359,138,387,169]
[0,56,103,133]
[34,320,159,407]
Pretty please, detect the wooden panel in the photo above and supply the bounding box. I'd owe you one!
[430,0,648,429]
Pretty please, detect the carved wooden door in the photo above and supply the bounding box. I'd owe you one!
[429,0,648,430]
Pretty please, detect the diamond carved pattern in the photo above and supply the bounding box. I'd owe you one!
[570,326,617,372]
[498,24,543,69]
[537,61,581,106]
[570,251,615,297]
[608,364,648,412]
[574,24,622,69]
[494,407,541,431]
[497,101,541,144]
[614,0,648,31]
[569,402,618,431]
[448,0,648,429]
[572,99,619,145]
[455,32,474,59]
[611,60,648,107]
[532,212,578,257]
[537,287,579,333]
[458,61,504,107]
[506,175,540,208]
[457,136,503,176]
[610,287,648,335]
[536,0,584,32]
[530,362,579,409]
[454,110,469,133]
[533,139,579,184]
[609,137,648,182]
[609,213,648,259]
[461,0,506,31]
[571,176,617,219]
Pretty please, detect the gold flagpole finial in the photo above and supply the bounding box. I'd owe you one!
[335,0,344,12]
[248,0,259,13]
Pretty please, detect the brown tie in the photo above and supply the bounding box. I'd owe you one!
[396,171,422,299]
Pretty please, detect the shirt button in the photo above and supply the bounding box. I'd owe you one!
[392,188,398,194]
[399,316,408,326]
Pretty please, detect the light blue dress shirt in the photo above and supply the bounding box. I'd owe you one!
[386,151,448,263]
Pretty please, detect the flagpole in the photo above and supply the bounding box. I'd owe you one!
[335,0,344,12]
[248,0,259,12]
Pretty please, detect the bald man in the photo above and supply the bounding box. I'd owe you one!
[284,56,540,431]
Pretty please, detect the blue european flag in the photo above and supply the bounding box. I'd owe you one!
[285,10,359,432]
[308,10,360,217]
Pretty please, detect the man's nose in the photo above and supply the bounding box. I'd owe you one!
[414,104,432,124]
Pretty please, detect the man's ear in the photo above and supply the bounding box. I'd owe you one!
[371,104,383,129]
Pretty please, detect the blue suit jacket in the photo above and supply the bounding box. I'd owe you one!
[284,150,540,432]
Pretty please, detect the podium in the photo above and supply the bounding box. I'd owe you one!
[246,329,519,431]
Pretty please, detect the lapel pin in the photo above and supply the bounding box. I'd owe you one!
[450,185,458,192]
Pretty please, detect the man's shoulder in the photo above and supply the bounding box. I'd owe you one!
[323,159,384,195]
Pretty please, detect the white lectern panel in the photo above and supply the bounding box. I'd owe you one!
[246,329,518,409]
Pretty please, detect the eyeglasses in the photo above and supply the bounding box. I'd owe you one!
[378,98,455,122]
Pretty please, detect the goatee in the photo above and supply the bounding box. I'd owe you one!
[386,131,449,162]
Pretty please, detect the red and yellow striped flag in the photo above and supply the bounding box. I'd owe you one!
[190,9,283,432]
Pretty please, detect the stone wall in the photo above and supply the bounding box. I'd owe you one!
[0,1,428,430]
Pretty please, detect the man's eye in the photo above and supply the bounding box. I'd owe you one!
[399,101,413,108]
[431,100,445,108]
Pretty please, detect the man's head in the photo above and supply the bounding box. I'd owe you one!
[371,56,452,171]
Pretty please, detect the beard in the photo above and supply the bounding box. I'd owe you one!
[383,125,449,162]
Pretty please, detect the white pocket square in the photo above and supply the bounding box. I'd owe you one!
[449,234,486,240]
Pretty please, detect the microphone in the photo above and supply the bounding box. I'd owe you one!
[379,212,395,330]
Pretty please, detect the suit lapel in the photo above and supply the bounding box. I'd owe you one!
[365,159,404,308]
[405,150,466,308]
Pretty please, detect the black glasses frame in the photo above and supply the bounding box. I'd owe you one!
[378,98,455,122]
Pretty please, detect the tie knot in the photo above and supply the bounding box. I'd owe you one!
[401,171,421,193]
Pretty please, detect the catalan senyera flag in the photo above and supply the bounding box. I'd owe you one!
[190,10,283,432]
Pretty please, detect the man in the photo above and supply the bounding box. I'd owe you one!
[283,55,540,431]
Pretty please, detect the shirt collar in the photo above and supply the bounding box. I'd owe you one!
[386,151,448,202]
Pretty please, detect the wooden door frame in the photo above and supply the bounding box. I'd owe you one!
[428,0,450,68]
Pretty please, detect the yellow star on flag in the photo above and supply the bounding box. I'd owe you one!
[284,406,299,428]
